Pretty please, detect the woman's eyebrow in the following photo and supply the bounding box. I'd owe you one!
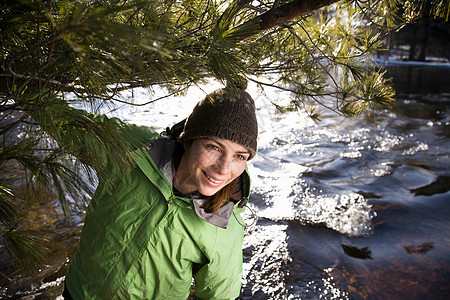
[235,149,251,155]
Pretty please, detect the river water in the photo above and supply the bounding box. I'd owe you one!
[1,62,449,299]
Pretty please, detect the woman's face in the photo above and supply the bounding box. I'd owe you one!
[175,137,250,196]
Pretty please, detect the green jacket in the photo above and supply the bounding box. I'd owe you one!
[41,105,252,299]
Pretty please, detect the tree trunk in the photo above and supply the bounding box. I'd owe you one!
[408,20,430,61]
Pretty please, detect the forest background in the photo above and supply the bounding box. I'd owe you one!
[1,0,449,290]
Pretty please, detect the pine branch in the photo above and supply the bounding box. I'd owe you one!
[0,182,18,228]
[225,0,341,40]
[214,0,253,34]
[1,229,49,272]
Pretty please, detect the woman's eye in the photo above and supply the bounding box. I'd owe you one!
[207,145,220,151]
[236,154,249,161]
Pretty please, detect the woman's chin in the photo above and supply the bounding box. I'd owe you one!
[197,183,224,197]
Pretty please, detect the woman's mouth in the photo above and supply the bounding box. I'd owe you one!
[203,171,223,184]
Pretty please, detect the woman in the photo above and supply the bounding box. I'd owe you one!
[61,87,258,299]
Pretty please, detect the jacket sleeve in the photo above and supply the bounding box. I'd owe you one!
[192,226,244,300]
[193,259,243,300]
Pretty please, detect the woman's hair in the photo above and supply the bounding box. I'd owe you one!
[202,182,233,213]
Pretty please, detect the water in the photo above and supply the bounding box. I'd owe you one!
[1,63,449,299]
[239,63,450,299]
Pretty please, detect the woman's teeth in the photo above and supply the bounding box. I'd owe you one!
[205,172,220,183]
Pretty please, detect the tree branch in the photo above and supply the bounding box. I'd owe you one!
[226,0,340,40]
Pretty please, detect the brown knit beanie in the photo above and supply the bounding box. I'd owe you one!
[179,87,258,159]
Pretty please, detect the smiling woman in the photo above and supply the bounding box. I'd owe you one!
[61,85,259,299]
[174,138,250,197]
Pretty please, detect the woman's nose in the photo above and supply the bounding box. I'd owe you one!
[214,155,230,174]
